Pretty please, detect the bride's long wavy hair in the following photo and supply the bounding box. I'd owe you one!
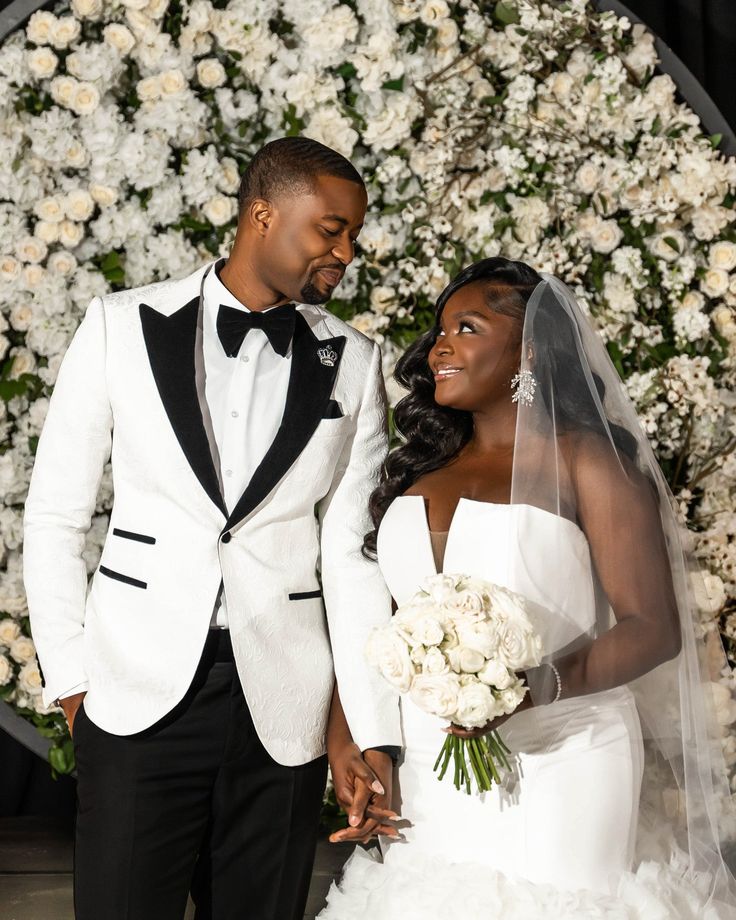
[363,256,636,557]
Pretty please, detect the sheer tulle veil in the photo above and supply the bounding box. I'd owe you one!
[512,273,736,909]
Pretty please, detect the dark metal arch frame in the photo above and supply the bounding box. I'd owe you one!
[0,0,733,759]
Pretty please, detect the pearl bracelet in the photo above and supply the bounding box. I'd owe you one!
[547,662,562,704]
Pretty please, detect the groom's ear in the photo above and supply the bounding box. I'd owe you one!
[248,198,273,237]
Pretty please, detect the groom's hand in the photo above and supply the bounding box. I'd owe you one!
[59,690,86,737]
[328,745,400,844]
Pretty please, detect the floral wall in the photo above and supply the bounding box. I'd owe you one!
[0,0,734,779]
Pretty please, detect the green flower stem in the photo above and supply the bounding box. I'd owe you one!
[434,730,513,795]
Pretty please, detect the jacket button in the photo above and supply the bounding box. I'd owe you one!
[221,532,231,544]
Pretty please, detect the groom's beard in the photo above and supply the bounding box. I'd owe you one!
[299,278,329,304]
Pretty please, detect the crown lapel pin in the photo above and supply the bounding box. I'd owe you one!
[317,345,338,367]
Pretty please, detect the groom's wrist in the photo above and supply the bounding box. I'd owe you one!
[364,745,400,764]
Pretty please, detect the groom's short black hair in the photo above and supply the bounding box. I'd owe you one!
[237,137,364,213]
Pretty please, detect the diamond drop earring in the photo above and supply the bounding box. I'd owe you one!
[510,369,537,407]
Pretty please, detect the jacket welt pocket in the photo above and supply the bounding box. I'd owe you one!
[112,528,156,545]
[99,565,147,590]
[288,590,323,601]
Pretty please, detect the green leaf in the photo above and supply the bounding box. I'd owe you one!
[48,738,75,776]
[662,236,681,254]
[494,1,520,25]
[381,76,405,92]
[336,62,357,80]
[709,133,723,149]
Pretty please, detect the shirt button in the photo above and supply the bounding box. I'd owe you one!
[221,532,231,544]
[231,410,239,418]
[241,355,250,363]
[224,469,233,477]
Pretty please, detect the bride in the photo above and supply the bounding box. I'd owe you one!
[320,257,736,918]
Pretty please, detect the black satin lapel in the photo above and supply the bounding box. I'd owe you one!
[225,314,346,531]
[140,299,227,517]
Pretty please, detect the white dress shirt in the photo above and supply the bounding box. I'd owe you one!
[203,264,292,627]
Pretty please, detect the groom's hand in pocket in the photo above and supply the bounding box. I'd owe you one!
[59,691,86,738]
[329,745,400,844]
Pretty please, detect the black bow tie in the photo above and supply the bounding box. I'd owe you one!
[216,303,296,358]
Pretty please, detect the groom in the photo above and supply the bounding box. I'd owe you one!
[23,137,401,919]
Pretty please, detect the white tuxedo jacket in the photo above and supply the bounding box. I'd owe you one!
[24,261,401,765]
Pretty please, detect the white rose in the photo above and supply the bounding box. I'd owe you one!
[423,573,464,606]
[71,81,100,115]
[691,572,726,614]
[709,241,736,272]
[72,0,103,18]
[456,622,496,659]
[65,189,95,222]
[448,645,486,674]
[370,286,397,315]
[0,654,11,687]
[455,680,497,729]
[366,629,414,692]
[10,303,34,332]
[27,11,56,45]
[197,58,226,88]
[23,264,46,288]
[411,613,445,648]
[137,74,161,101]
[496,618,541,670]
[681,290,705,312]
[435,18,459,46]
[409,673,459,719]
[35,221,59,244]
[58,220,85,249]
[590,220,623,254]
[420,0,450,24]
[218,159,240,195]
[497,680,527,715]
[0,256,21,283]
[710,682,736,727]
[18,662,43,696]
[146,0,169,17]
[550,71,574,101]
[651,232,685,262]
[0,619,21,647]
[50,75,77,107]
[90,184,119,207]
[50,16,82,49]
[160,69,187,95]
[701,268,730,299]
[10,636,36,664]
[15,235,47,264]
[575,162,600,194]
[48,251,78,276]
[478,658,513,689]
[712,305,736,340]
[421,646,450,676]
[35,196,64,224]
[202,195,236,227]
[104,24,136,55]
[27,47,59,79]
[64,142,88,169]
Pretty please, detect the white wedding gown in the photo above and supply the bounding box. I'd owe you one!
[320,497,731,920]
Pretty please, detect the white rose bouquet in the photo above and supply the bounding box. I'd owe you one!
[367,573,542,795]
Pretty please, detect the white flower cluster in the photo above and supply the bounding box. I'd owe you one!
[366,573,542,729]
[0,0,733,766]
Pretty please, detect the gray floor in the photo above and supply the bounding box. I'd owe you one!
[0,817,352,919]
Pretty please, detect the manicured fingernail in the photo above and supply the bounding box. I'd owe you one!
[349,815,360,826]
[371,781,385,795]
[389,815,402,821]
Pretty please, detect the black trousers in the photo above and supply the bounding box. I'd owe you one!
[73,631,327,920]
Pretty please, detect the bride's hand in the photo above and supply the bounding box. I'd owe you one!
[443,694,534,739]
